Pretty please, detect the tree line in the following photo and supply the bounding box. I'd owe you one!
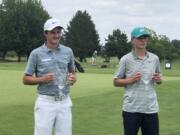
[104,29,180,62]
[0,0,50,62]
[0,0,180,62]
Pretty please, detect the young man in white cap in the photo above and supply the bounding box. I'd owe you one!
[113,27,162,135]
[23,18,77,135]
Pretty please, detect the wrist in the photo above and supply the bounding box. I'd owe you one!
[126,78,133,84]
[37,77,44,84]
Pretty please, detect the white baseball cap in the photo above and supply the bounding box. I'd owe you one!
[44,18,63,31]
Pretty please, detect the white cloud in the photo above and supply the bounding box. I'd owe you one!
[92,0,118,7]
[1,0,180,43]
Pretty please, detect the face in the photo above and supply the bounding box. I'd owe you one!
[45,27,62,48]
[132,36,149,50]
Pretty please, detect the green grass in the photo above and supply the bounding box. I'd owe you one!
[1,57,180,75]
[0,59,180,135]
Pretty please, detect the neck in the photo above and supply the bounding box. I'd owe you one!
[134,48,146,59]
[46,42,59,49]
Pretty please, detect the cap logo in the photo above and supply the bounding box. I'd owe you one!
[140,29,144,32]
[52,22,56,24]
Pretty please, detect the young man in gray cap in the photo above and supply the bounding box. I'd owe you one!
[23,18,77,135]
[113,27,162,135]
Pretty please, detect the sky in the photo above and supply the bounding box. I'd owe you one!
[1,0,180,43]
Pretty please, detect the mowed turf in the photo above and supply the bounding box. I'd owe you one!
[0,61,180,135]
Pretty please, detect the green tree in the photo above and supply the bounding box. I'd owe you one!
[65,10,100,62]
[158,35,176,61]
[0,1,10,60]
[104,29,130,60]
[147,28,180,61]
[0,0,49,61]
[147,40,165,62]
[171,39,180,59]
[147,35,164,61]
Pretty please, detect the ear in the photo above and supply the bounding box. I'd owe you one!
[131,38,135,44]
[44,31,48,38]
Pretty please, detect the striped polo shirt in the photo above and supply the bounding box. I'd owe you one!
[114,51,161,113]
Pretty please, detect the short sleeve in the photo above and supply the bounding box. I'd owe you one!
[155,56,161,74]
[68,49,75,72]
[114,57,126,79]
[24,51,37,75]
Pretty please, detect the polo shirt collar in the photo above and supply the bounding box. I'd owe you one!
[132,50,149,60]
[43,43,61,53]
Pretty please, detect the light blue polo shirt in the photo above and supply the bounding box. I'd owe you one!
[24,44,75,96]
[114,51,161,113]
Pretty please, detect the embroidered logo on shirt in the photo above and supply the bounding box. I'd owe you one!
[41,58,52,62]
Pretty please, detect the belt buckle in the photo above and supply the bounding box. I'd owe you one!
[55,95,65,101]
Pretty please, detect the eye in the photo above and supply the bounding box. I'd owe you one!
[50,30,61,34]
[137,36,149,40]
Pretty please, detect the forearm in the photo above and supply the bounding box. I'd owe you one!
[68,71,77,85]
[113,78,133,87]
[152,73,163,85]
[23,75,43,85]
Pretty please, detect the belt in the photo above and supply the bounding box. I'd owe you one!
[38,94,67,101]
